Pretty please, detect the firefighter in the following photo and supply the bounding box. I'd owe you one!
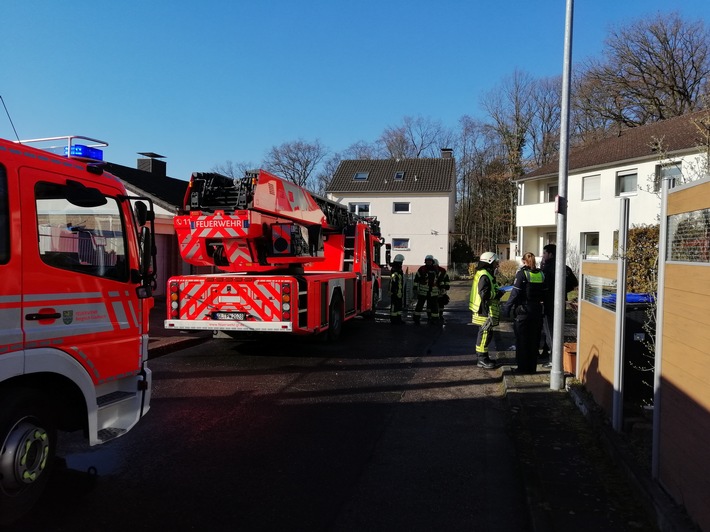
[502,252,545,374]
[412,255,442,324]
[436,258,450,309]
[389,254,405,324]
[469,252,504,369]
[427,258,450,322]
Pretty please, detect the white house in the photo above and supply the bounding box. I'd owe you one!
[516,111,709,261]
[326,150,456,271]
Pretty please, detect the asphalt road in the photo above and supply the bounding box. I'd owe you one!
[4,303,532,532]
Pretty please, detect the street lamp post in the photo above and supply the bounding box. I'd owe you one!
[551,0,574,391]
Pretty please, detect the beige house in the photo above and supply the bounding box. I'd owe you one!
[326,150,456,271]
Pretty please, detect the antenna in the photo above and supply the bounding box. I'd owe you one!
[0,95,20,142]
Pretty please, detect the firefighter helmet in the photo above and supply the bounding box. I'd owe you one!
[480,251,499,264]
[393,254,405,263]
[425,254,434,262]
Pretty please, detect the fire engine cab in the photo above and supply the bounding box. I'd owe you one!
[0,136,155,523]
[165,169,384,339]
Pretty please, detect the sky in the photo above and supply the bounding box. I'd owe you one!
[2,0,708,182]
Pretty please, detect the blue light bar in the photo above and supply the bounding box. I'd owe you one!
[64,144,104,161]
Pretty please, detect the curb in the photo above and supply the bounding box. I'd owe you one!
[148,335,210,359]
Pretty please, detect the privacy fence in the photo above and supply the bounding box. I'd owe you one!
[576,176,710,531]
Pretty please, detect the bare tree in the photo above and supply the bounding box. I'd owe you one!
[481,69,535,178]
[263,139,328,188]
[211,160,254,178]
[314,153,342,196]
[378,116,453,158]
[343,140,380,160]
[577,12,710,128]
[570,70,621,145]
[480,69,535,242]
[454,115,509,253]
[530,76,562,167]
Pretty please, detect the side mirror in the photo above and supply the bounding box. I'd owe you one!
[134,201,154,226]
[140,226,154,279]
[385,243,392,266]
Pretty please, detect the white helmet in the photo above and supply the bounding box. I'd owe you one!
[480,251,499,264]
[393,254,405,262]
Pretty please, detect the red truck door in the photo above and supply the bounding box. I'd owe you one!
[19,167,143,380]
[0,164,22,365]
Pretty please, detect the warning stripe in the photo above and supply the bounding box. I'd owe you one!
[177,279,283,322]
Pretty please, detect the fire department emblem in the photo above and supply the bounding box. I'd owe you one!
[62,310,74,325]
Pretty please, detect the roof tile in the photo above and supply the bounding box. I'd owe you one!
[327,158,456,193]
[524,110,709,180]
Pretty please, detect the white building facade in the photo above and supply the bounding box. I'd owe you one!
[515,112,709,262]
[327,154,456,271]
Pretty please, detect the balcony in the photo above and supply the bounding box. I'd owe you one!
[516,201,556,227]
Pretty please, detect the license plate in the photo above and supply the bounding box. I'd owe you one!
[213,312,246,320]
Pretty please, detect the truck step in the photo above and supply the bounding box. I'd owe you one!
[97,390,136,408]
[97,427,127,443]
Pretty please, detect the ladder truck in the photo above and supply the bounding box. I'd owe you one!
[0,135,156,524]
[165,169,384,340]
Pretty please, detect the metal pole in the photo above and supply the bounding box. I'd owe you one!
[551,0,574,390]
[612,198,629,432]
[652,176,673,478]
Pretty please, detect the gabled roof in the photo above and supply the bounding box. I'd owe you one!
[523,110,709,180]
[327,158,456,194]
[104,162,188,213]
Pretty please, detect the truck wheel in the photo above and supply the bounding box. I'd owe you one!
[0,390,57,526]
[362,283,380,319]
[370,283,380,317]
[327,296,343,341]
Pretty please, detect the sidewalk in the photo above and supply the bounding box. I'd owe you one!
[147,298,211,358]
[500,363,695,532]
[435,280,695,531]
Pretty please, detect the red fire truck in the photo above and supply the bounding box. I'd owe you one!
[0,136,156,523]
[165,169,384,339]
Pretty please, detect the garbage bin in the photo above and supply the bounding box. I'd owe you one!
[601,293,655,408]
[624,294,655,408]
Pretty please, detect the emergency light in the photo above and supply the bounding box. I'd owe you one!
[64,144,104,161]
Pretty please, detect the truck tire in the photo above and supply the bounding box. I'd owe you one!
[0,389,57,526]
[327,295,343,341]
[363,282,380,319]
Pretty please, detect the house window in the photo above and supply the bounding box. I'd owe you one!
[546,184,558,203]
[616,170,637,196]
[545,232,557,246]
[654,162,682,192]
[391,238,410,250]
[393,202,410,213]
[581,232,599,257]
[394,171,405,180]
[353,172,369,181]
[348,203,370,216]
[582,175,600,200]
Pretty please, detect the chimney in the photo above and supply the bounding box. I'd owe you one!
[137,152,167,177]
[440,148,453,159]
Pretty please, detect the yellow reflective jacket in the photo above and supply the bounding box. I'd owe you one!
[469,268,501,324]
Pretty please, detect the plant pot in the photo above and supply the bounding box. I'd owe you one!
[563,342,577,374]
